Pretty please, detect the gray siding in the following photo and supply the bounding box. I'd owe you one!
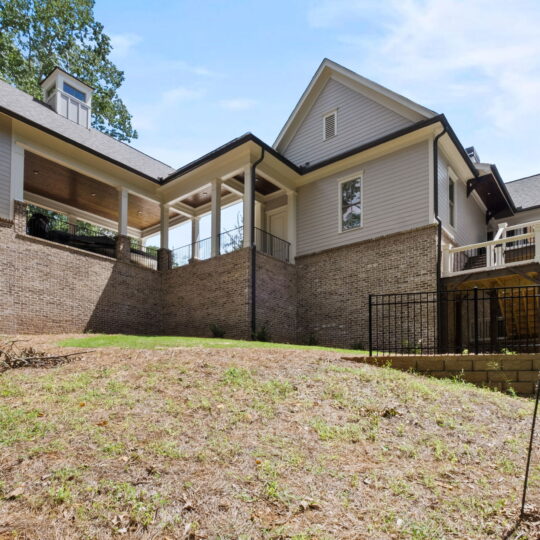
[283,78,414,167]
[0,115,11,219]
[438,154,486,246]
[297,142,430,256]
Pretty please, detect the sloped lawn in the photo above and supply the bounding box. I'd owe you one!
[0,335,538,539]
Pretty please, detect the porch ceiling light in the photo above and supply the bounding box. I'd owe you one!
[33,169,39,175]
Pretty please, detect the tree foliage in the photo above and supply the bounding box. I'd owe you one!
[0,0,137,141]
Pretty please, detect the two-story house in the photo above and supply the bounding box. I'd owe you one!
[1,59,538,349]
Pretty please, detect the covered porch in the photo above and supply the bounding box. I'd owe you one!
[16,135,299,271]
[157,137,299,268]
[20,151,178,269]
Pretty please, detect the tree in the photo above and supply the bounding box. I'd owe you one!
[0,0,137,142]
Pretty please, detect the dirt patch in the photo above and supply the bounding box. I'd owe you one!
[0,334,538,539]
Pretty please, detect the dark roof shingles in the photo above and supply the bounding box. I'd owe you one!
[0,79,175,180]
[506,174,540,210]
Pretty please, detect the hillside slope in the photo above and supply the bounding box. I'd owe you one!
[0,335,538,539]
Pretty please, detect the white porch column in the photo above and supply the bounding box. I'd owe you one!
[211,179,221,257]
[287,191,297,262]
[534,225,540,263]
[160,203,170,250]
[10,144,24,220]
[243,165,254,248]
[255,201,265,230]
[191,216,200,259]
[118,187,129,236]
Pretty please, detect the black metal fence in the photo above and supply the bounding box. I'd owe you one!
[369,286,540,355]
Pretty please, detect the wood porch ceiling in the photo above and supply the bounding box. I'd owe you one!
[179,173,280,209]
[24,152,171,230]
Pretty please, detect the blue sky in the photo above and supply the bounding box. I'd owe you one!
[94,0,540,247]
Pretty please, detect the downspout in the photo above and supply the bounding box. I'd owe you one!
[250,147,265,338]
[433,127,447,353]
[433,127,447,290]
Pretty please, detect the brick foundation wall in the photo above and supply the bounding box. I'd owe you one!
[0,204,161,335]
[344,354,540,395]
[255,252,297,343]
[296,225,439,348]
[161,249,251,339]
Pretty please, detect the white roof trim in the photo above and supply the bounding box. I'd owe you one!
[273,58,437,152]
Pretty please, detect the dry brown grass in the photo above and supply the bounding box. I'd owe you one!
[0,334,539,539]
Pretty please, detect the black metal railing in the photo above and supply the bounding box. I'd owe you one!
[369,286,540,355]
[130,241,158,270]
[171,226,290,267]
[171,236,212,268]
[220,226,244,255]
[255,227,290,262]
[26,209,117,258]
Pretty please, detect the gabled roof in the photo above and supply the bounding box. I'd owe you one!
[273,58,437,151]
[0,79,174,181]
[505,174,540,210]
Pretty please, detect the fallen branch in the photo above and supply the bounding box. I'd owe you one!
[0,339,94,373]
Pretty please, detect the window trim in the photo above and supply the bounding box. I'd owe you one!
[448,169,457,230]
[338,172,363,233]
[322,109,337,141]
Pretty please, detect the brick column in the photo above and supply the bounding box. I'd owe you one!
[158,248,172,271]
[13,200,27,234]
[115,235,131,262]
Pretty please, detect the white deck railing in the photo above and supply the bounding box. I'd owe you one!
[442,220,540,277]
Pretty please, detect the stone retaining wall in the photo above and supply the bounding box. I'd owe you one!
[344,354,540,395]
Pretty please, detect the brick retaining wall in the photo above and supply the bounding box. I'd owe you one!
[161,249,251,339]
[296,225,438,348]
[0,217,162,335]
[255,252,297,343]
[344,354,539,395]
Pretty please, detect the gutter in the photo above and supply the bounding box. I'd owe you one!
[250,148,265,338]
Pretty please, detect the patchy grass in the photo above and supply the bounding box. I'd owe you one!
[59,333,370,355]
[0,334,538,539]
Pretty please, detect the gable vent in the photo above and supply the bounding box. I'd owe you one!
[323,111,337,140]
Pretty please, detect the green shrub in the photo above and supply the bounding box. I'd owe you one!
[209,324,225,338]
[253,325,270,342]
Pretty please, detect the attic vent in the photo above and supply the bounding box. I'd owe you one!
[323,111,337,140]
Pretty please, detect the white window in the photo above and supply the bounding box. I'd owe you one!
[449,176,456,228]
[339,175,362,232]
[323,110,337,140]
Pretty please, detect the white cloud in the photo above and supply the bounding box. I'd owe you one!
[162,86,205,104]
[110,33,142,59]
[308,0,540,176]
[219,98,257,111]
[307,0,382,28]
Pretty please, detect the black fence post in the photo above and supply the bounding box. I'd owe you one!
[368,294,373,357]
[522,375,540,517]
[473,287,480,355]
